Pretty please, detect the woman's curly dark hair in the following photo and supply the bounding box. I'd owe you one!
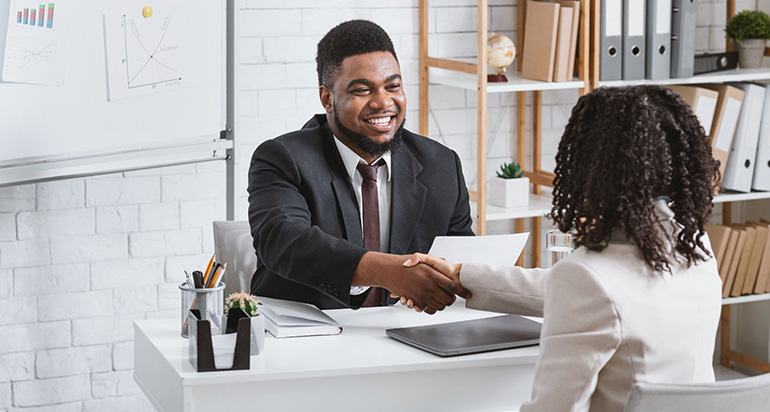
[549,85,720,272]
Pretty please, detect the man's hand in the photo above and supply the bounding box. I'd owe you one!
[353,252,470,314]
[397,253,467,313]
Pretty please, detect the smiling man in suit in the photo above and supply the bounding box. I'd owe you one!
[248,20,473,313]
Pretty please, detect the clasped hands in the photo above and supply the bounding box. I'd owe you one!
[393,253,467,315]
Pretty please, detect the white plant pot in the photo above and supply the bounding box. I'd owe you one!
[489,176,530,208]
[250,314,266,355]
[734,38,767,69]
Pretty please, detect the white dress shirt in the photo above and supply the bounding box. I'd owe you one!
[333,136,392,295]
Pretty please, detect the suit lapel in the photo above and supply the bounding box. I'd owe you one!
[389,146,427,254]
[321,125,363,247]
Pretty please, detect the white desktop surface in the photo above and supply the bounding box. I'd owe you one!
[134,302,539,412]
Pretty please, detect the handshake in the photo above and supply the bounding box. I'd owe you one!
[358,251,468,315]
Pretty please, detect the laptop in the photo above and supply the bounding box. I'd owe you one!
[385,315,542,357]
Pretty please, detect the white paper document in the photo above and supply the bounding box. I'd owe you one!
[257,296,342,338]
[429,233,530,267]
[2,0,65,85]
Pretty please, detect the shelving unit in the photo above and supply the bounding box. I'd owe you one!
[419,0,590,267]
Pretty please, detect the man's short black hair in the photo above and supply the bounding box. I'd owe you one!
[316,20,398,88]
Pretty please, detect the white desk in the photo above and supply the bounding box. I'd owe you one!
[134,303,539,412]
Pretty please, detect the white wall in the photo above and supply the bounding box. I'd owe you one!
[0,0,761,410]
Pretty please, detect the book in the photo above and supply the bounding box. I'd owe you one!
[521,1,560,82]
[719,229,739,286]
[554,0,580,80]
[705,224,731,271]
[552,6,574,82]
[723,228,745,298]
[257,296,342,338]
[730,226,756,297]
[751,221,770,293]
[742,223,768,294]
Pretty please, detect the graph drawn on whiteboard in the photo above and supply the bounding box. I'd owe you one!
[2,1,64,85]
[104,6,188,101]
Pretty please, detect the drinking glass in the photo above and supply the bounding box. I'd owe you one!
[546,230,575,267]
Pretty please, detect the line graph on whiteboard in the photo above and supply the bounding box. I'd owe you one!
[104,7,188,101]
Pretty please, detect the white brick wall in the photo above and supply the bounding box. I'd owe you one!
[0,1,751,411]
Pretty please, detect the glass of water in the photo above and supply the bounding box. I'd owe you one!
[546,230,575,267]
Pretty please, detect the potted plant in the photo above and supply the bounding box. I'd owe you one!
[725,10,770,69]
[224,292,265,355]
[489,161,530,208]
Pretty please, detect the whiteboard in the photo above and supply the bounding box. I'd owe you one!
[0,0,228,186]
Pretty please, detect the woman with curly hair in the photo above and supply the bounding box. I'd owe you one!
[404,85,722,412]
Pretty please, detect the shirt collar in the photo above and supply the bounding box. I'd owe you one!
[333,135,392,182]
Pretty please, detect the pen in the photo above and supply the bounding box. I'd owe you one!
[192,271,203,289]
[205,263,222,288]
[209,263,226,288]
[202,253,216,287]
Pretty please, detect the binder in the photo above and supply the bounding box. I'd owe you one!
[552,6,574,82]
[671,0,697,78]
[723,83,766,192]
[705,224,732,271]
[719,229,740,288]
[600,0,623,81]
[723,227,746,298]
[742,224,768,294]
[623,0,646,80]
[752,83,770,191]
[668,85,719,137]
[646,0,671,80]
[701,84,745,177]
[521,1,561,82]
[555,1,581,80]
[755,220,770,293]
[730,226,756,297]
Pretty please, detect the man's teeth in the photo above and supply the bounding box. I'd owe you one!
[367,117,391,125]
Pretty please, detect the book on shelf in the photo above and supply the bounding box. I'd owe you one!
[729,225,756,297]
[705,224,731,271]
[552,5,573,82]
[700,84,745,178]
[723,227,746,298]
[521,1,560,82]
[719,229,740,287]
[742,223,768,295]
[257,296,342,338]
[759,219,770,293]
[554,0,581,81]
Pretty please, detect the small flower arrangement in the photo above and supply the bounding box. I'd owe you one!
[224,292,260,316]
[496,162,524,179]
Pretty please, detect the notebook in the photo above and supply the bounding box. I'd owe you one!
[385,315,542,357]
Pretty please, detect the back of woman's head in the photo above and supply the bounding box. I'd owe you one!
[550,85,720,272]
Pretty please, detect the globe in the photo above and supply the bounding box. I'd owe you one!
[487,34,516,82]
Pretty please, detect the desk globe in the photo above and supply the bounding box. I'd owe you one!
[487,34,516,82]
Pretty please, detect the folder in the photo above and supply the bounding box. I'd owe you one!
[705,224,732,271]
[668,86,719,138]
[719,229,740,289]
[742,223,768,294]
[521,1,561,82]
[730,226,756,297]
[752,83,770,191]
[646,0,671,80]
[600,0,623,81]
[622,0,646,80]
[671,0,697,78]
[555,1,581,80]
[756,220,770,293]
[552,6,574,82]
[701,85,745,178]
[722,83,766,192]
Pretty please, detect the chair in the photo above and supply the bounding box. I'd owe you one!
[624,373,770,412]
[212,221,257,299]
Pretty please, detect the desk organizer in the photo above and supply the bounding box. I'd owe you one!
[188,308,250,372]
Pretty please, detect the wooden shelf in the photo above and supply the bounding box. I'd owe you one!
[722,293,770,305]
[429,68,585,93]
[714,190,770,203]
[598,67,770,88]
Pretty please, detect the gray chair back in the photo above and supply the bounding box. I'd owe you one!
[624,373,770,412]
[212,221,257,299]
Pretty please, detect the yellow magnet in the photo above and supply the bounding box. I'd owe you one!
[142,6,153,18]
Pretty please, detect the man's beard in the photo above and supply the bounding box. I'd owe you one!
[333,109,405,158]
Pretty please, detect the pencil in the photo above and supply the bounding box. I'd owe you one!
[202,253,216,287]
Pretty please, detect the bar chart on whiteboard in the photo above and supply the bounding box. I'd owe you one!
[2,1,64,86]
[104,2,188,101]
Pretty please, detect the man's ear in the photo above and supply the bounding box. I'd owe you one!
[319,86,333,114]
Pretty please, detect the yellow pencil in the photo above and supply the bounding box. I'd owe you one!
[202,253,215,287]
[209,263,226,288]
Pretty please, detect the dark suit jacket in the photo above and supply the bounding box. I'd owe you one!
[248,114,474,309]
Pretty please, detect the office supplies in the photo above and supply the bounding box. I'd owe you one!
[723,228,746,298]
[694,52,739,75]
[192,271,203,289]
[668,85,719,138]
[600,0,623,81]
[188,308,250,372]
[205,262,222,288]
[258,296,342,338]
[723,83,765,192]
[386,315,542,357]
[209,263,227,289]
[180,282,225,338]
[646,0,671,80]
[622,0,646,80]
[521,1,561,82]
[731,226,756,297]
[743,224,768,294]
[671,0,697,78]
[429,233,529,267]
[552,6,574,82]
[554,1,581,80]
[701,84,745,177]
[753,83,770,191]
[202,254,216,286]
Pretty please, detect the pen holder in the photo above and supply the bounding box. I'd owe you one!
[179,282,225,338]
[188,308,250,372]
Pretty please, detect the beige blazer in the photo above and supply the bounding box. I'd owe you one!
[461,236,721,412]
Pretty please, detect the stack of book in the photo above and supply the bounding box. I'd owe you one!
[706,222,770,298]
[520,0,580,82]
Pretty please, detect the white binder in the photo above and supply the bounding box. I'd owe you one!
[753,83,770,191]
[646,0,671,80]
[600,0,623,81]
[724,83,766,192]
[623,0,646,80]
